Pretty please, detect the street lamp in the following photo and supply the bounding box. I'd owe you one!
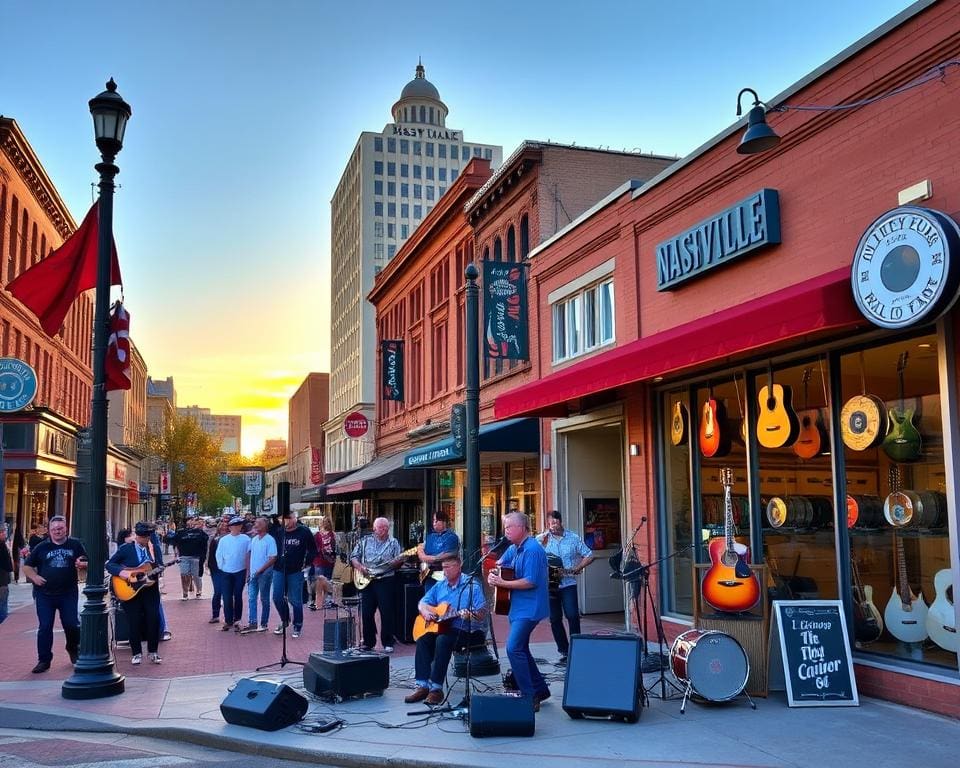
[463,264,480,571]
[62,79,131,700]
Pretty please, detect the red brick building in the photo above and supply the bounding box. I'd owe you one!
[1,117,94,537]
[288,372,329,503]
[495,1,960,716]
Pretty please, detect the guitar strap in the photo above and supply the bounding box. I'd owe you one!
[147,539,156,565]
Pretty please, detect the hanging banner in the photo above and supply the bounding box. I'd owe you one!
[310,446,323,485]
[483,261,529,360]
[244,470,263,496]
[381,339,405,401]
[159,469,170,496]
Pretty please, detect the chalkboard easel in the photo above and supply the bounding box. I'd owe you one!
[769,600,859,707]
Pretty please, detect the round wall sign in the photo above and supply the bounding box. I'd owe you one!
[851,206,960,330]
[343,411,369,438]
[0,357,38,412]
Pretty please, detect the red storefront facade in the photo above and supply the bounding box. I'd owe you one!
[496,1,960,716]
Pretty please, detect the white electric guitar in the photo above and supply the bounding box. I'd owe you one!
[883,533,928,644]
[925,569,958,653]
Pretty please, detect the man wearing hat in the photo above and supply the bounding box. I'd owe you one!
[107,522,165,665]
[215,516,250,630]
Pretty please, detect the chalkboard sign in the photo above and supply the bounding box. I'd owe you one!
[771,600,859,707]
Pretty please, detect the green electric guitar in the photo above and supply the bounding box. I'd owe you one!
[882,352,922,463]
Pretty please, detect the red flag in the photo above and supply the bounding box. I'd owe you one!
[105,301,131,392]
[6,200,122,338]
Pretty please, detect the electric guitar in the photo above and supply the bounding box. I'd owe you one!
[111,558,180,602]
[925,569,958,652]
[419,561,447,585]
[670,401,689,446]
[883,532,929,643]
[794,368,827,460]
[850,557,883,643]
[699,386,730,458]
[756,364,800,449]
[353,546,418,590]
[882,352,922,462]
[411,601,484,642]
[701,468,761,613]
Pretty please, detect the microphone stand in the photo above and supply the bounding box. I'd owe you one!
[257,519,304,670]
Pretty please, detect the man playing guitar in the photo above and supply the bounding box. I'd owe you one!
[350,517,404,652]
[405,554,487,705]
[417,510,460,583]
[539,510,594,664]
[487,511,550,712]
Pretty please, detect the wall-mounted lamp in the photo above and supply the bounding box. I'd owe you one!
[736,88,780,155]
[629,443,641,457]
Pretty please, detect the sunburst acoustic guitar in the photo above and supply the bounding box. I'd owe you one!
[670,401,689,446]
[111,558,180,602]
[699,386,730,458]
[701,468,761,613]
[794,368,827,459]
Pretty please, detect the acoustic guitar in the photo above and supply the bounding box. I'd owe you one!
[756,364,799,449]
[882,352,922,462]
[111,558,180,602]
[883,531,928,644]
[794,368,827,460]
[699,386,730,458]
[670,401,689,447]
[492,566,515,615]
[925,569,958,653]
[840,352,887,451]
[412,601,484,642]
[701,468,761,613]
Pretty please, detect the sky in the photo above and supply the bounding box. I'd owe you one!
[2,0,918,455]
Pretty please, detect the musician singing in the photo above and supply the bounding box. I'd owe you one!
[405,554,487,705]
[106,521,164,665]
[487,511,550,711]
[350,517,403,652]
[539,510,594,664]
[417,510,460,581]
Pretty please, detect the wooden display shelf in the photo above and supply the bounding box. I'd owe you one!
[693,563,769,698]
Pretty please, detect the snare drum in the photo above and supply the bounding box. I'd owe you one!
[670,629,749,702]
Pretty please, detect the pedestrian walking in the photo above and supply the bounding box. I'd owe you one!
[215,516,249,631]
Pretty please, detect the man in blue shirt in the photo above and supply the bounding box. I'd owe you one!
[487,511,550,711]
[405,554,487,705]
[417,510,460,584]
[538,510,594,664]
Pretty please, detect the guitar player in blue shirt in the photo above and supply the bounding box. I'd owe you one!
[107,521,165,666]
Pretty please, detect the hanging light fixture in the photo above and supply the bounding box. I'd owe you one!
[735,88,780,155]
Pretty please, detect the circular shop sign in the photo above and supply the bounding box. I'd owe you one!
[0,357,38,412]
[851,206,960,330]
[343,411,369,438]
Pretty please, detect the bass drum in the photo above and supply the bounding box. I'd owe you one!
[670,629,749,702]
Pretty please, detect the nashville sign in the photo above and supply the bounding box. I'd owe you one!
[656,189,781,291]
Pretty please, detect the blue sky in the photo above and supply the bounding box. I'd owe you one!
[1,0,917,453]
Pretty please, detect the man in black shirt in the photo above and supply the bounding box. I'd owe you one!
[28,524,47,551]
[270,511,316,638]
[170,516,209,600]
[22,516,87,673]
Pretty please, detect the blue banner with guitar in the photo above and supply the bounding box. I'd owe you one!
[482,261,529,361]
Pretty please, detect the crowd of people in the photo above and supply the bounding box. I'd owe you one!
[6,505,596,716]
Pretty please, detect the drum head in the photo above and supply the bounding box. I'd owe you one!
[683,632,749,701]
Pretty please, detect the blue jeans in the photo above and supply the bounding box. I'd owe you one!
[247,570,272,626]
[220,570,245,625]
[0,584,9,624]
[272,570,304,629]
[506,617,548,698]
[549,585,581,655]
[35,590,80,663]
[210,570,223,619]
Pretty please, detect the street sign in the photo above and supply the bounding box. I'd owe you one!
[244,470,262,495]
[344,411,369,438]
[0,358,38,412]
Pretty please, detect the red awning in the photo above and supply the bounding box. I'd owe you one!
[494,267,865,419]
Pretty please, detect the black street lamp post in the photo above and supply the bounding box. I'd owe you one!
[62,79,131,700]
[463,264,480,572]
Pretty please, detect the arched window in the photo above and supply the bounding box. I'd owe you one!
[8,195,18,283]
[30,222,38,266]
[19,209,28,274]
[483,246,490,262]
[0,185,6,272]
[429,106,434,124]
[507,226,516,261]
[493,237,502,261]
[520,214,530,259]
[419,105,426,123]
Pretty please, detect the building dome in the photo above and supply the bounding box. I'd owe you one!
[392,61,448,127]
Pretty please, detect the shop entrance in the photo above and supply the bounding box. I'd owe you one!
[557,418,626,615]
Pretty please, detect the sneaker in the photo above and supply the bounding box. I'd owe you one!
[161,631,173,641]
[557,654,568,666]
[208,617,220,624]
[323,597,335,608]
[195,592,202,599]
[150,653,162,664]
[273,624,287,635]
[220,623,234,631]
[131,654,142,665]
[180,594,189,601]
[239,624,258,634]
[404,686,430,704]
[291,627,301,639]
[31,661,50,674]
[307,602,317,611]
[256,625,269,633]
[426,689,444,706]
[382,646,394,654]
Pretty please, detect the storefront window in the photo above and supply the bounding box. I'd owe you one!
[662,391,693,615]
[507,458,540,523]
[480,464,504,539]
[437,469,457,530]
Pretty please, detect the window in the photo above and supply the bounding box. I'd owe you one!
[387,181,396,196]
[374,221,383,237]
[414,141,422,155]
[419,106,426,123]
[462,146,470,161]
[401,164,409,177]
[520,215,530,258]
[401,224,409,239]
[413,165,422,179]
[451,169,459,181]
[401,203,409,218]
[388,161,396,176]
[388,244,397,259]
[374,161,383,175]
[387,137,396,152]
[401,183,409,198]
[387,223,396,238]
[484,148,493,160]
[414,184,422,199]
[414,205,422,219]
[439,186,446,197]
[507,226,516,261]
[374,243,384,259]
[374,180,383,195]
[426,186,435,201]
[494,237,502,261]
[388,202,396,217]
[439,144,446,159]
[426,166,434,180]
[432,321,447,396]
[374,137,383,152]
[551,279,615,363]
[450,144,458,159]
[374,201,383,216]
[429,107,434,125]
[438,167,447,182]
[426,142,434,157]
[473,147,482,158]
[400,139,409,153]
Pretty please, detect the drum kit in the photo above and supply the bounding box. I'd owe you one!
[669,629,755,713]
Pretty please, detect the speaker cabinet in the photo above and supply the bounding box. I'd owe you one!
[469,694,535,737]
[112,599,130,645]
[322,617,355,652]
[395,580,423,644]
[562,634,642,723]
[303,652,389,699]
[276,481,291,516]
[220,678,308,731]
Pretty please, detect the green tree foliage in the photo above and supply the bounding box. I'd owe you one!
[146,413,225,516]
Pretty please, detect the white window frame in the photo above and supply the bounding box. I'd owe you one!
[551,273,615,364]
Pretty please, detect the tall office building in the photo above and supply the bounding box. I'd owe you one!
[326,62,502,474]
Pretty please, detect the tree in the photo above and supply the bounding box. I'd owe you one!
[146,413,224,519]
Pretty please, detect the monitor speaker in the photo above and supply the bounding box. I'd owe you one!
[395,582,423,643]
[469,694,535,737]
[303,652,389,699]
[322,617,355,652]
[276,481,291,516]
[220,678,308,731]
[562,633,643,723]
